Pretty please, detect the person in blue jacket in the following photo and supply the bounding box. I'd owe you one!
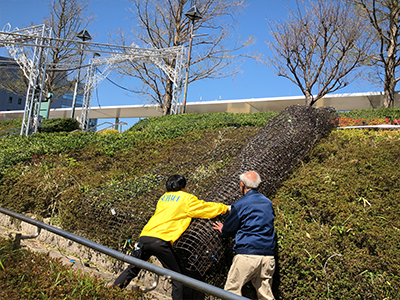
[213,171,276,300]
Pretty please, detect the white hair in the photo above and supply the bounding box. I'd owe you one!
[239,171,262,189]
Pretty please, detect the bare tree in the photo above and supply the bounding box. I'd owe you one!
[267,0,369,106]
[349,0,400,108]
[0,0,93,114]
[113,0,252,115]
[43,0,93,110]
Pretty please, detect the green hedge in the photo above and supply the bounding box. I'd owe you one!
[0,118,80,133]
[338,107,400,120]
[41,118,80,133]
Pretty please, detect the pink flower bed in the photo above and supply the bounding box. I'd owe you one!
[339,117,400,127]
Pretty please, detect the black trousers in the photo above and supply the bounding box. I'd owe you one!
[113,236,184,300]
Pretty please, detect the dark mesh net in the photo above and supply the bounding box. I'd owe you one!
[174,105,338,275]
[68,105,337,277]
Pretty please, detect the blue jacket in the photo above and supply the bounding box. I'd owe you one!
[222,189,276,256]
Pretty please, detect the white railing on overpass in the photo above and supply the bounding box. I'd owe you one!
[1,91,400,122]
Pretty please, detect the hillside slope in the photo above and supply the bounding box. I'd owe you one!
[0,110,399,299]
[271,129,400,299]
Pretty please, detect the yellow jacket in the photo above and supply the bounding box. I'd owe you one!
[140,190,228,244]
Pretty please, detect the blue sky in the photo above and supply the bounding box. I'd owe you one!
[0,0,376,127]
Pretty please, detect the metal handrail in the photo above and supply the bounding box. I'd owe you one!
[0,206,248,300]
[0,127,19,138]
[84,121,128,132]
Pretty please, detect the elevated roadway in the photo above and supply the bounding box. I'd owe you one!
[1,91,399,122]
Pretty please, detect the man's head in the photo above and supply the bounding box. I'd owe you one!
[166,175,187,192]
[239,171,261,195]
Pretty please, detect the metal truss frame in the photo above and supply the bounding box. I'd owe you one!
[80,46,186,130]
[1,24,52,135]
[0,23,186,134]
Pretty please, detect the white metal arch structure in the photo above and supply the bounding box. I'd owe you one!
[80,45,186,130]
[0,24,52,135]
[0,23,186,134]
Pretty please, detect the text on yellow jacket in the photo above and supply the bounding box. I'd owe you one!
[140,190,228,244]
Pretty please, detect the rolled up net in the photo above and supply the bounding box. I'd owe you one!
[174,105,338,275]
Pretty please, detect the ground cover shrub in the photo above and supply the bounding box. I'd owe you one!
[0,111,266,218]
[1,109,400,299]
[271,129,400,299]
[0,112,273,179]
[338,107,400,120]
[56,127,259,251]
[0,125,260,297]
[0,237,141,299]
[0,126,259,243]
[60,175,165,250]
[0,131,99,179]
[98,128,120,134]
[128,111,278,139]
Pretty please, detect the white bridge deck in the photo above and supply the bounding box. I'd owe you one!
[1,92,399,122]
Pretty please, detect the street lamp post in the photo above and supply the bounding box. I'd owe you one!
[182,5,202,114]
[71,29,92,119]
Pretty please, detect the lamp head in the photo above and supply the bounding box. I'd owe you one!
[184,5,203,21]
[77,29,92,41]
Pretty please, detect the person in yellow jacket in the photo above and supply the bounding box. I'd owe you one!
[113,174,229,299]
